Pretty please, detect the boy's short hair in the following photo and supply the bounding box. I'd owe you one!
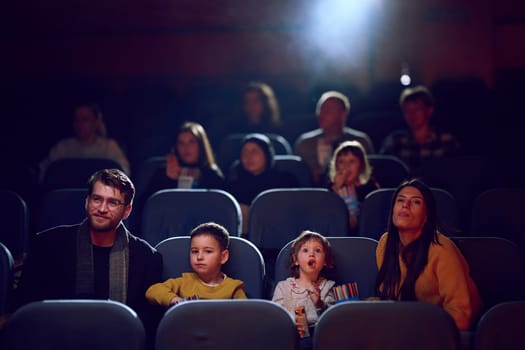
[316,90,351,116]
[399,85,434,108]
[190,222,230,251]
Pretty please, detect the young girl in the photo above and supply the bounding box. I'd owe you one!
[328,140,380,234]
[272,230,336,347]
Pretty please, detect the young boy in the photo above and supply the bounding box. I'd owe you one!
[146,222,247,307]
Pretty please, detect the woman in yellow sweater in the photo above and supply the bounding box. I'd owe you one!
[146,222,246,307]
[375,179,482,331]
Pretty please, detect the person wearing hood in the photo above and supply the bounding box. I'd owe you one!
[226,133,298,235]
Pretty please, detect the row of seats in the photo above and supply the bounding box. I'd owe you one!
[39,153,411,195]
[37,133,408,191]
[3,298,525,350]
[10,153,507,239]
[4,232,523,314]
[37,148,500,200]
[2,184,525,264]
[0,185,445,258]
[133,153,515,236]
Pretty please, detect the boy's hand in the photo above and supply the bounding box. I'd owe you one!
[169,296,184,306]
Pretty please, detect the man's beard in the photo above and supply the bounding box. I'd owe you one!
[87,213,121,232]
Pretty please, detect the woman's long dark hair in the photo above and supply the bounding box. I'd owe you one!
[172,121,218,170]
[243,81,281,127]
[375,179,441,301]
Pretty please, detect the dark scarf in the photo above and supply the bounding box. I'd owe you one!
[75,219,129,303]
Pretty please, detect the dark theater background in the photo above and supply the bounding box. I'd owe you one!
[1,0,524,196]
[2,2,525,347]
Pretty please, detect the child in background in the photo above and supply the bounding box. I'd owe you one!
[146,222,246,307]
[328,140,380,234]
[272,230,336,349]
[226,133,298,235]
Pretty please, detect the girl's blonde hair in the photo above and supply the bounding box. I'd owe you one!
[328,140,372,184]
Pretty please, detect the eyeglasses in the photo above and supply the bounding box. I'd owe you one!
[89,195,126,211]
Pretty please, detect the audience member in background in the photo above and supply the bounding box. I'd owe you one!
[239,81,282,134]
[294,91,374,187]
[15,169,163,348]
[143,121,224,194]
[136,121,225,230]
[328,140,380,235]
[375,179,482,331]
[272,230,336,350]
[380,85,460,176]
[222,81,282,136]
[39,102,130,180]
[225,133,298,235]
[146,222,246,307]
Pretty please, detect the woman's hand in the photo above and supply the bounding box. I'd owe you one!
[166,154,181,180]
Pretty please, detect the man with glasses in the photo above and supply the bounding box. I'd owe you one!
[15,168,163,347]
